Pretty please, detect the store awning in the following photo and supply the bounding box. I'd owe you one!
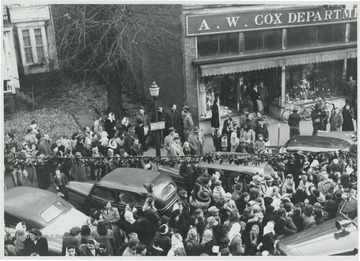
[200,48,357,77]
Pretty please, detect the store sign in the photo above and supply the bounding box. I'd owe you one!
[150,121,165,131]
[186,6,357,36]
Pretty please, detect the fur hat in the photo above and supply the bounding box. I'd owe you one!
[159,224,170,235]
[197,190,211,202]
[108,139,117,149]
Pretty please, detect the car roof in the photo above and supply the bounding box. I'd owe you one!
[4,187,69,228]
[198,162,273,176]
[284,135,352,152]
[280,217,358,255]
[96,168,160,193]
[316,131,356,144]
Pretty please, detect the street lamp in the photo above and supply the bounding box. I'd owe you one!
[150,81,161,157]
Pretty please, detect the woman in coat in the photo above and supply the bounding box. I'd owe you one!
[259,221,276,255]
[91,221,115,256]
[104,112,117,139]
[342,104,354,131]
[28,229,48,256]
[330,107,343,131]
[211,97,220,133]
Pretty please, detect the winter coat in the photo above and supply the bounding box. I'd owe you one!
[166,110,182,131]
[104,119,116,139]
[274,217,297,236]
[330,112,343,131]
[212,135,222,152]
[342,107,354,131]
[254,125,269,141]
[211,103,220,128]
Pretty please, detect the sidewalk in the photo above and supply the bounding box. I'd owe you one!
[144,115,314,156]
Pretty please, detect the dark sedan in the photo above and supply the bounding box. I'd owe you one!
[65,168,179,216]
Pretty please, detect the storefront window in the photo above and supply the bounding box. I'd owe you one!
[244,30,263,52]
[198,33,239,58]
[287,26,317,49]
[317,23,345,45]
[244,29,282,53]
[198,35,218,58]
[285,61,343,104]
[219,33,239,55]
[349,22,357,42]
[200,74,239,118]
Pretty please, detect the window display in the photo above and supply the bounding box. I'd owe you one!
[285,61,343,104]
[200,75,238,119]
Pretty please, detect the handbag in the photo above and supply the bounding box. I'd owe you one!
[257,99,264,112]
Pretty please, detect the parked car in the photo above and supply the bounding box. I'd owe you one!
[280,131,356,153]
[65,168,179,216]
[158,160,274,192]
[4,187,88,256]
[277,196,358,255]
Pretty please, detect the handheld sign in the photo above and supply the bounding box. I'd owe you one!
[150,121,165,131]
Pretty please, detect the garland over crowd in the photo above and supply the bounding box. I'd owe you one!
[4,108,358,256]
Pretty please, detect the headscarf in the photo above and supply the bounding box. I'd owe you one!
[227,222,241,244]
[167,233,184,256]
[201,229,213,245]
[263,221,275,236]
[186,226,199,243]
[124,206,136,224]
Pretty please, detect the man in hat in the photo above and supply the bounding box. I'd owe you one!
[135,118,147,151]
[188,127,204,156]
[136,106,150,132]
[288,106,301,138]
[254,118,269,144]
[164,127,176,157]
[182,107,194,142]
[170,136,185,158]
[180,156,198,197]
[166,104,182,136]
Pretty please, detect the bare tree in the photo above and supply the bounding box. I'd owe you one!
[52,4,182,118]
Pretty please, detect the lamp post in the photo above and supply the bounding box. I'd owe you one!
[150,81,161,157]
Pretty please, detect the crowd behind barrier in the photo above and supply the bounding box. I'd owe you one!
[4,104,357,256]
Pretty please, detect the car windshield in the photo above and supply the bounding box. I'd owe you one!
[340,197,358,222]
[287,136,350,148]
[40,201,68,223]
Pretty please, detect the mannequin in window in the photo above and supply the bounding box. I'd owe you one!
[199,78,207,117]
[220,75,232,106]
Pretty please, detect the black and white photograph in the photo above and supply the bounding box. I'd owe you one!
[1,2,358,258]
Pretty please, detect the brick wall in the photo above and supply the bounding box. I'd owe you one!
[138,5,185,112]
[181,9,199,125]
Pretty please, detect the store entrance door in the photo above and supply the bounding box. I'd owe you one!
[242,67,281,113]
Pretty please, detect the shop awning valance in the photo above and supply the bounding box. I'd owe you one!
[200,48,357,77]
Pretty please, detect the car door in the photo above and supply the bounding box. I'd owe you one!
[89,186,117,211]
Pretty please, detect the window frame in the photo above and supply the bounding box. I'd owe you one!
[91,186,116,202]
[18,26,48,66]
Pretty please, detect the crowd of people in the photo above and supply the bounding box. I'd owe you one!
[3,97,358,256]
[4,144,357,256]
[4,104,201,187]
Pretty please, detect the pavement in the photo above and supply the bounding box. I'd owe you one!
[144,115,315,156]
